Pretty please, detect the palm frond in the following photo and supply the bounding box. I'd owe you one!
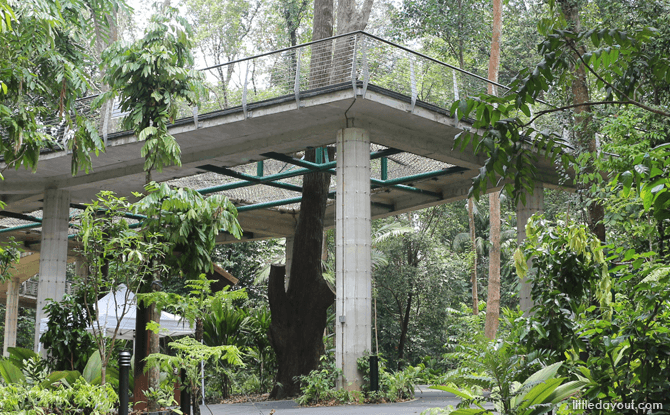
[373,222,415,244]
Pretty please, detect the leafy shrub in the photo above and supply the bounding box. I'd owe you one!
[295,357,342,405]
[295,352,418,406]
[0,377,118,414]
[40,293,97,373]
[429,339,585,415]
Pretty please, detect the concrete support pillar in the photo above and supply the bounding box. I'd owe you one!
[75,259,88,284]
[284,236,294,291]
[516,183,544,313]
[335,128,371,390]
[34,188,70,353]
[3,276,21,356]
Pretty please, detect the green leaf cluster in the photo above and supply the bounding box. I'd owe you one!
[94,3,204,176]
[0,0,125,177]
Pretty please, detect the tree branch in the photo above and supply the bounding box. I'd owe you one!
[563,38,670,118]
[522,100,631,127]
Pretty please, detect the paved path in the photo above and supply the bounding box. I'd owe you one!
[198,386,459,415]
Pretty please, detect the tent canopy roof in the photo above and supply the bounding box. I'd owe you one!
[39,285,195,340]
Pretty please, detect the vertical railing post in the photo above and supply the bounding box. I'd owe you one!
[361,35,369,99]
[351,34,358,94]
[192,106,199,128]
[118,351,131,415]
[294,48,301,108]
[242,62,249,119]
[410,58,417,113]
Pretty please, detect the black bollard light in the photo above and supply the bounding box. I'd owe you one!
[180,368,191,415]
[369,355,379,392]
[119,351,132,415]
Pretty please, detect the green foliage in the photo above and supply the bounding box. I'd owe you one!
[40,293,97,373]
[0,0,126,177]
[431,340,585,415]
[295,352,418,406]
[356,353,419,402]
[575,261,670,413]
[134,182,242,280]
[0,377,118,414]
[514,216,611,354]
[95,3,203,176]
[447,6,670,203]
[0,237,20,282]
[143,383,181,412]
[295,357,343,405]
[76,190,168,384]
[0,348,122,391]
[145,336,244,404]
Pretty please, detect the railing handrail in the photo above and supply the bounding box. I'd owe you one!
[76,31,514,103]
[199,31,513,94]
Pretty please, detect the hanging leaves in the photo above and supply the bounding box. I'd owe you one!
[93,4,204,177]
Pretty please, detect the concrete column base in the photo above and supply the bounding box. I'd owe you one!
[34,188,71,353]
[516,184,544,313]
[3,276,21,356]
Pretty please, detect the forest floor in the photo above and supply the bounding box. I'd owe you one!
[200,385,463,414]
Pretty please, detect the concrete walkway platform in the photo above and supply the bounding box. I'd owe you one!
[198,385,460,415]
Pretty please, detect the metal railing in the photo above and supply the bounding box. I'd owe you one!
[33,32,511,149]
[189,31,508,119]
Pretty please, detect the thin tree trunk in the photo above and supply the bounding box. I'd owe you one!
[397,290,413,366]
[485,194,501,339]
[147,300,161,412]
[485,0,502,340]
[468,198,478,315]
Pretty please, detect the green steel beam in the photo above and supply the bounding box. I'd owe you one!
[380,166,468,184]
[237,196,303,212]
[199,166,304,194]
[381,157,388,181]
[262,152,451,199]
[257,161,264,177]
[236,194,393,213]
[0,211,42,223]
[370,179,441,198]
[0,222,41,234]
[260,147,403,170]
[70,203,147,221]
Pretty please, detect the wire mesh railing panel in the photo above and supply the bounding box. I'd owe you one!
[356,34,496,109]
[10,32,515,154]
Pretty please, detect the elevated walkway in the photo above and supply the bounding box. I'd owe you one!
[0,32,561,378]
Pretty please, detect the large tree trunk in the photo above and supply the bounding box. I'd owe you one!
[485,0,502,340]
[268,148,335,399]
[468,198,478,315]
[267,0,376,399]
[558,0,605,242]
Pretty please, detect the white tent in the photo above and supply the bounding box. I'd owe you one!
[39,284,195,340]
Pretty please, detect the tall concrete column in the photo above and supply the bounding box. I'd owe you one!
[516,183,544,313]
[335,128,372,390]
[3,276,21,356]
[34,188,70,352]
[284,236,294,291]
